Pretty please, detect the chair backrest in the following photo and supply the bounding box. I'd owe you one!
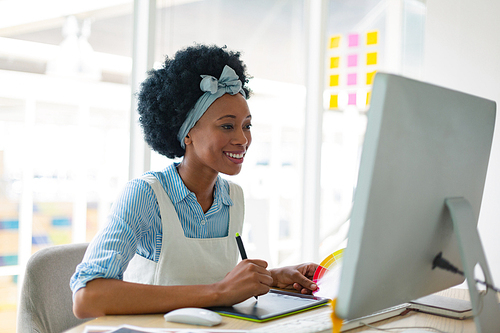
[17,243,91,333]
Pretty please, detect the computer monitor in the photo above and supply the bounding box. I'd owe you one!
[335,72,496,320]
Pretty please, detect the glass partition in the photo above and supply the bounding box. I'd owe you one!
[0,1,426,331]
[319,0,426,259]
[152,0,307,267]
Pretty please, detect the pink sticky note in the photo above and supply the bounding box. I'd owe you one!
[348,34,359,47]
[348,93,357,105]
[347,73,357,85]
[347,54,358,67]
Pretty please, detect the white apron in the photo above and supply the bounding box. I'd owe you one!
[123,174,244,286]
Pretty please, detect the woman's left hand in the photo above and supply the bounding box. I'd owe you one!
[270,263,319,294]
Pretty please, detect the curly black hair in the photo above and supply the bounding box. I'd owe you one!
[137,44,251,159]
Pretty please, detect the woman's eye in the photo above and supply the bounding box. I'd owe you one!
[244,123,252,130]
[222,124,234,130]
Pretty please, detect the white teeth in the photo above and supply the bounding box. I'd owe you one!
[226,152,244,159]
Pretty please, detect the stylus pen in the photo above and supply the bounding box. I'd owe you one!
[235,232,248,260]
[235,232,258,300]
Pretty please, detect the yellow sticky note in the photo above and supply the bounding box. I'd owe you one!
[366,52,377,65]
[367,31,378,45]
[366,71,376,85]
[366,91,372,105]
[329,35,341,49]
[330,56,340,69]
[329,94,339,109]
[329,74,339,87]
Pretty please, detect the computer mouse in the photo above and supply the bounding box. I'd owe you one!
[164,307,222,326]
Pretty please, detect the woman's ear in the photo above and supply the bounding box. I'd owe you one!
[184,134,192,146]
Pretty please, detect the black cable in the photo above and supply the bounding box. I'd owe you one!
[432,252,500,293]
[432,252,464,275]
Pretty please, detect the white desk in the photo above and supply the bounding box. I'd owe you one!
[65,289,476,333]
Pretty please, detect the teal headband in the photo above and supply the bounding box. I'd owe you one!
[177,65,246,149]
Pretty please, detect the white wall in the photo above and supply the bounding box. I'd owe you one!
[424,0,500,284]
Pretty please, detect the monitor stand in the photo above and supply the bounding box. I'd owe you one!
[446,197,500,333]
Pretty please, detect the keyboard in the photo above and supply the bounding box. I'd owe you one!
[249,303,409,333]
[250,311,332,333]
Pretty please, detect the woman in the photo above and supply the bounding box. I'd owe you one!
[71,44,318,319]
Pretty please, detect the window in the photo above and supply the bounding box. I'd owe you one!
[0,2,133,331]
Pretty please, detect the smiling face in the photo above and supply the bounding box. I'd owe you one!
[183,93,252,177]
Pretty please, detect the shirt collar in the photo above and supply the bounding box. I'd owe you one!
[215,176,233,207]
[164,163,233,207]
[164,163,191,204]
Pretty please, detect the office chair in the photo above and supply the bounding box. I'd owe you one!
[17,243,91,333]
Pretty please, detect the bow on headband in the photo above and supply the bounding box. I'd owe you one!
[177,65,246,149]
[200,65,245,95]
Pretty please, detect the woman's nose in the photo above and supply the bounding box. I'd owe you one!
[233,128,249,146]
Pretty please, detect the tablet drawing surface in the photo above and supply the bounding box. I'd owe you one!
[208,289,329,322]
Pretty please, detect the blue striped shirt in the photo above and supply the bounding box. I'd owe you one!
[70,163,233,294]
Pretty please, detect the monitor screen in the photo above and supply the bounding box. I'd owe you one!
[335,73,496,320]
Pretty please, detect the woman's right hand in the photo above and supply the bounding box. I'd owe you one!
[74,259,273,318]
[212,259,273,306]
